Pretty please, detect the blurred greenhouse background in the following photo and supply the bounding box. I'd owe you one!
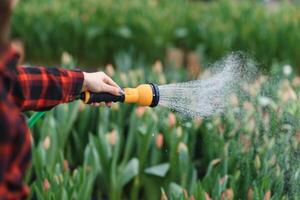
[12,0,300,199]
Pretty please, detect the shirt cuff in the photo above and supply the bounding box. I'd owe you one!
[65,69,84,102]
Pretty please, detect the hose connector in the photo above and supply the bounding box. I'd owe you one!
[149,83,159,107]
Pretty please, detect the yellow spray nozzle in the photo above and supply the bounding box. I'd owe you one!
[124,83,159,107]
[80,83,159,107]
[124,84,151,106]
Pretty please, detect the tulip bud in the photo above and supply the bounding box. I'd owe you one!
[159,75,167,85]
[264,191,271,200]
[78,101,86,111]
[156,133,164,149]
[205,192,212,200]
[247,188,253,200]
[276,164,281,177]
[243,101,254,112]
[178,142,188,153]
[85,165,92,172]
[211,158,221,166]
[280,80,297,102]
[283,64,292,76]
[61,52,72,65]
[106,129,117,146]
[63,160,69,171]
[73,169,78,177]
[59,174,63,182]
[161,189,168,200]
[292,77,300,87]
[255,155,261,170]
[246,118,255,133]
[176,127,183,138]
[239,134,251,153]
[194,117,203,128]
[111,102,119,110]
[219,175,228,185]
[166,48,184,68]
[120,73,128,85]
[249,86,258,97]
[221,188,234,200]
[54,175,59,184]
[153,60,163,74]
[43,136,51,150]
[43,179,50,191]
[189,196,196,200]
[218,125,225,135]
[230,94,239,107]
[168,112,176,128]
[183,189,188,199]
[136,107,146,118]
[268,155,276,167]
[295,132,300,143]
[105,64,115,77]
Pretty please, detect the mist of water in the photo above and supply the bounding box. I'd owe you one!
[158,53,257,118]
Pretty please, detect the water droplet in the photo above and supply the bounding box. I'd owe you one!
[158,53,257,118]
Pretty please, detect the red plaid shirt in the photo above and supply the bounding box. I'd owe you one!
[0,46,83,199]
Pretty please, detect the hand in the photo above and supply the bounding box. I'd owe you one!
[82,71,123,107]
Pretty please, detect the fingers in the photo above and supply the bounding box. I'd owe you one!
[101,84,121,96]
[83,71,123,95]
[91,102,102,107]
[91,102,112,108]
[105,102,112,107]
[102,73,124,96]
[103,75,119,88]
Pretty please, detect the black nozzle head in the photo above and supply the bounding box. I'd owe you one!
[149,83,160,107]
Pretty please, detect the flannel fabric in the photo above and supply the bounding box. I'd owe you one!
[0,46,84,199]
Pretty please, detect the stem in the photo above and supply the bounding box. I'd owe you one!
[131,176,140,200]
[109,187,121,200]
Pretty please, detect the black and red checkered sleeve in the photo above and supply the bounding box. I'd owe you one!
[0,76,31,199]
[13,66,84,111]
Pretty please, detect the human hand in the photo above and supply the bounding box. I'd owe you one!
[82,71,123,107]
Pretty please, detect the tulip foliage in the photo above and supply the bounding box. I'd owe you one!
[12,0,300,70]
[27,57,300,199]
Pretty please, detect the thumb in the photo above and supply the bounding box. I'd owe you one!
[102,84,121,96]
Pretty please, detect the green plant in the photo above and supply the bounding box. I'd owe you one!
[26,57,300,199]
[12,0,300,70]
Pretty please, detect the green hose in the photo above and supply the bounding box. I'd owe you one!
[28,112,46,128]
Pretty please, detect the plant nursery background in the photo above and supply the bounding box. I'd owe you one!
[13,0,300,199]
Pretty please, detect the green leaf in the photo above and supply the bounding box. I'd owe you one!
[169,182,183,198]
[137,125,147,135]
[120,158,139,187]
[84,141,101,174]
[61,188,68,200]
[144,163,170,177]
[117,26,132,38]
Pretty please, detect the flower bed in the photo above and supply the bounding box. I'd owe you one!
[28,59,300,199]
[12,0,300,69]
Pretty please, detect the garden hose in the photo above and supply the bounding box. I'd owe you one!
[28,111,46,128]
[28,84,159,128]
[80,83,160,107]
